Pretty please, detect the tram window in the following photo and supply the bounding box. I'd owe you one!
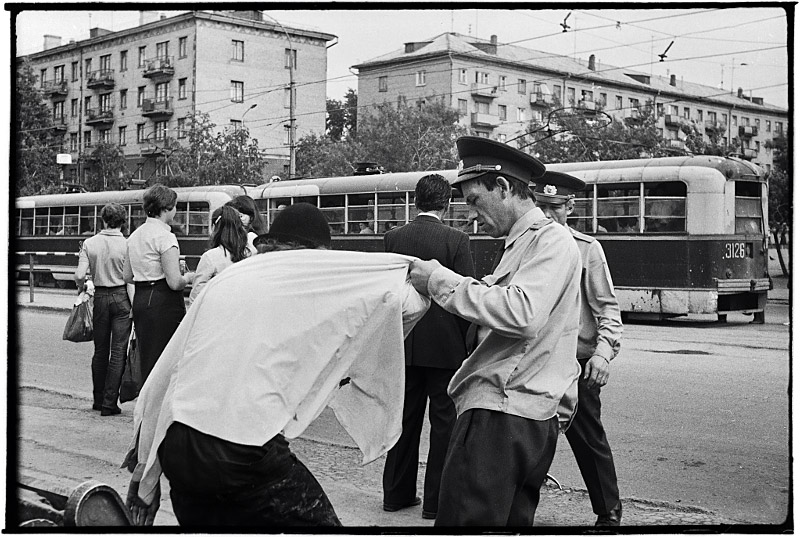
[49,207,65,235]
[269,197,292,225]
[80,206,96,235]
[253,199,269,224]
[348,193,375,234]
[377,192,406,232]
[317,195,345,234]
[34,208,50,236]
[597,183,639,233]
[567,191,593,233]
[172,202,189,235]
[130,204,146,232]
[294,196,317,206]
[445,202,471,232]
[734,182,763,235]
[644,181,686,233]
[188,202,209,235]
[64,206,79,235]
[20,209,33,236]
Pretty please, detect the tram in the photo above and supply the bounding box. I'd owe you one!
[14,154,768,321]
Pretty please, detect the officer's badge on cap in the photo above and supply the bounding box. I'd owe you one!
[454,136,545,186]
[532,171,586,204]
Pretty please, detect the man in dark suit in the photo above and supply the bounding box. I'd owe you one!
[382,173,475,520]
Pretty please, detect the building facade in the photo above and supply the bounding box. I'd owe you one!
[19,10,336,185]
[354,33,788,172]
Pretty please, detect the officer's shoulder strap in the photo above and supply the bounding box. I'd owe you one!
[570,228,595,243]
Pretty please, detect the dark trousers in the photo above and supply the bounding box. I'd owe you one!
[132,280,184,386]
[160,422,341,527]
[91,286,132,409]
[565,360,620,515]
[383,366,456,513]
[436,409,559,527]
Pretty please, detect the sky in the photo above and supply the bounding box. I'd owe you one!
[11,6,791,109]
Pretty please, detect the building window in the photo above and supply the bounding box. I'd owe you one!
[498,134,507,143]
[120,89,127,110]
[517,107,525,122]
[137,124,146,143]
[732,115,738,126]
[137,86,145,107]
[71,61,78,81]
[476,71,489,84]
[119,126,127,146]
[378,76,388,92]
[415,70,426,86]
[552,85,562,103]
[155,82,170,102]
[518,79,526,94]
[84,96,91,114]
[230,119,242,131]
[178,78,187,100]
[629,98,640,109]
[656,103,663,116]
[498,104,507,121]
[743,117,750,126]
[120,50,128,71]
[154,120,168,141]
[766,120,771,132]
[755,118,760,129]
[723,136,728,146]
[708,111,716,123]
[567,87,576,105]
[100,128,111,144]
[697,110,703,122]
[39,68,47,87]
[615,95,622,109]
[599,93,607,107]
[231,81,244,103]
[138,46,146,67]
[53,101,64,120]
[722,113,728,124]
[85,58,92,75]
[84,130,92,148]
[776,122,783,134]
[475,101,489,114]
[232,40,244,61]
[459,69,467,84]
[177,117,186,138]
[156,41,169,59]
[71,98,78,117]
[53,65,64,83]
[284,87,293,109]
[179,37,187,58]
[755,140,760,153]
[458,99,468,115]
[499,76,506,91]
[99,93,112,112]
[70,133,78,151]
[285,48,297,69]
[100,54,111,72]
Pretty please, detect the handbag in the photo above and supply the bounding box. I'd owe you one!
[62,292,94,342]
[120,327,142,403]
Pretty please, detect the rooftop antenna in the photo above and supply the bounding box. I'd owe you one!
[658,40,674,62]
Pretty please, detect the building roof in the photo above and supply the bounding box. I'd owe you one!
[353,32,786,114]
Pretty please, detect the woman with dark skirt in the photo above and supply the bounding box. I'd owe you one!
[123,184,195,386]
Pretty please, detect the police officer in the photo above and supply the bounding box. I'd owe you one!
[533,170,624,526]
[408,137,583,526]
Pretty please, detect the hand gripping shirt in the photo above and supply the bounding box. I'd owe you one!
[124,249,430,504]
[426,207,582,424]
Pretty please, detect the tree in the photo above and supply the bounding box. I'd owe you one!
[325,88,358,141]
[766,132,790,225]
[84,142,127,191]
[296,133,363,178]
[15,61,63,196]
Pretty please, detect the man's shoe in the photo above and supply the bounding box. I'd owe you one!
[595,503,622,526]
[100,405,122,416]
[383,496,421,512]
[92,403,102,411]
[421,509,437,520]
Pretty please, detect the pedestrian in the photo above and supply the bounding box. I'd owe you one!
[188,205,254,305]
[226,195,268,251]
[382,173,475,520]
[123,184,195,387]
[780,222,788,248]
[73,202,133,416]
[408,136,583,526]
[123,203,430,527]
[534,170,624,526]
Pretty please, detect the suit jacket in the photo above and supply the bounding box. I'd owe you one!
[384,215,475,369]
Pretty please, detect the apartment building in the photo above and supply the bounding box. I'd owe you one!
[19,10,336,183]
[354,33,788,172]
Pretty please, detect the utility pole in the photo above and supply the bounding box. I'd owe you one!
[262,13,296,179]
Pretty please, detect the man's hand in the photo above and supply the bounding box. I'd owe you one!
[126,478,160,526]
[583,355,610,389]
[409,259,442,295]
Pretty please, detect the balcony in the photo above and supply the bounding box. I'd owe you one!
[87,69,115,89]
[143,56,175,78]
[470,83,498,98]
[529,92,552,107]
[51,116,68,133]
[140,143,164,156]
[664,114,685,129]
[667,139,687,150]
[142,97,174,118]
[739,125,758,138]
[85,107,114,126]
[576,99,596,114]
[43,80,68,99]
[740,148,758,160]
[623,108,644,126]
[470,112,500,128]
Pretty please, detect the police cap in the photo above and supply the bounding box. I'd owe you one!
[455,136,545,186]
[532,170,586,205]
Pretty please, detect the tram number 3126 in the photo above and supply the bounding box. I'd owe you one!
[723,242,747,259]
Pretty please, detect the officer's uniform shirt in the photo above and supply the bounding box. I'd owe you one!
[570,228,623,362]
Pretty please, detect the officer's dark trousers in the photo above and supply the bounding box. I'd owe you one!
[383,366,456,514]
[91,286,132,409]
[132,279,184,386]
[565,360,620,515]
[436,409,558,526]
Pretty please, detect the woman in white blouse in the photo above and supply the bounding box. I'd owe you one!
[189,205,254,305]
[123,184,195,386]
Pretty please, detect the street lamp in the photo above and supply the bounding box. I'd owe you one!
[730,59,748,94]
[261,13,296,179]
[241,103,257,125]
